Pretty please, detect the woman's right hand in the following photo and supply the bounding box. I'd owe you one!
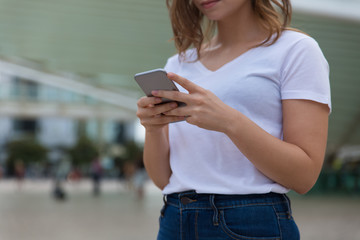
[136,96,185,131]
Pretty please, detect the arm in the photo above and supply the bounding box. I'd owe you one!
[223,99,329,194]
[143,126,171,190]
[136,96,185,190]
[156,73,330,194]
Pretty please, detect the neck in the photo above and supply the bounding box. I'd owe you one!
[213,4,265,48]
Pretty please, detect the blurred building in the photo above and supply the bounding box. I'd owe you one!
[0,0,359,174]
[292,0,360,156]
[0,57,138,168]
[292,0,360,192]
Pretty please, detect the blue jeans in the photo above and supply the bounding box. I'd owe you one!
[157,191,300,240]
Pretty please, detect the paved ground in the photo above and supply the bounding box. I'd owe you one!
[0,180,359,240]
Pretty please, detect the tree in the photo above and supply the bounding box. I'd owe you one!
[69,136,98,168]
[6,138,47,176]
[123,141,143,163]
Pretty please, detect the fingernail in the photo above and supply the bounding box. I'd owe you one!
[155,97,162,103]
[167,72,174,78]
[152,90,159,95]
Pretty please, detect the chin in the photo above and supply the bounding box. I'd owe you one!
[204,13,224,21]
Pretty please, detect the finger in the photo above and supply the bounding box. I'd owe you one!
[141,115,186,125]
[137,96,162,108]
[163,105,189,117]
[138,102,179,118]
[151,90,189,104]
[152,102,179,115]
[167,72,204,93]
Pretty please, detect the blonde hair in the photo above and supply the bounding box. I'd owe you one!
[166,0,293,59]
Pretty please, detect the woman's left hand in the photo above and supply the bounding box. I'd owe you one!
[151,72,234,133]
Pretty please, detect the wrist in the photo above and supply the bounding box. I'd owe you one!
[221,107,244,136]
[145,125,167,134]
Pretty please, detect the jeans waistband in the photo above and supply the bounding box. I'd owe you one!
[164,190,289,210]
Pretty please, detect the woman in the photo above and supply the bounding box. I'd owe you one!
[136,0,331,239]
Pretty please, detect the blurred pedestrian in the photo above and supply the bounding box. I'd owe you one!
[132,156,148,200]
[91,155,103,196]
[0,164,3,179]
[123,161,136,190]
[14,159,25,189]
[67,167,82,182]
[136,0,331,239]
[52,154,71,201]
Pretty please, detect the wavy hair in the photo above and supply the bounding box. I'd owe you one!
[166,0,293,59]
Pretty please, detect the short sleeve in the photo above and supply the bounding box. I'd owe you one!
[280,37,331,112]
[164,54,180,73]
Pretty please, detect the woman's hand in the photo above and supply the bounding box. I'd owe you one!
[136,95,186,131]
[152,72,235,133]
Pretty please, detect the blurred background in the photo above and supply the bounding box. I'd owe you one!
[0,0,359,239]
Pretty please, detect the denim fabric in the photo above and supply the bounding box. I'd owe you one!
[157,191,300,240]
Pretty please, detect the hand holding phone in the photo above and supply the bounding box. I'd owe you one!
[134,69,186,107]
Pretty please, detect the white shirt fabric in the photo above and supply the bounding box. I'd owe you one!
[162,30,331,195]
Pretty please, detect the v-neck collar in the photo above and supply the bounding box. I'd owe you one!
[194,45,261,74]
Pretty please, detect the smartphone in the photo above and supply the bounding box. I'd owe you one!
[134,68,185,107]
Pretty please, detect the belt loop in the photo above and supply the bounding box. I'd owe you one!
[210,194,219,226]
[163,194,167,205]
[160,195,167,217]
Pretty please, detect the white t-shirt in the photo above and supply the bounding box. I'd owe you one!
[162,30,331,195]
